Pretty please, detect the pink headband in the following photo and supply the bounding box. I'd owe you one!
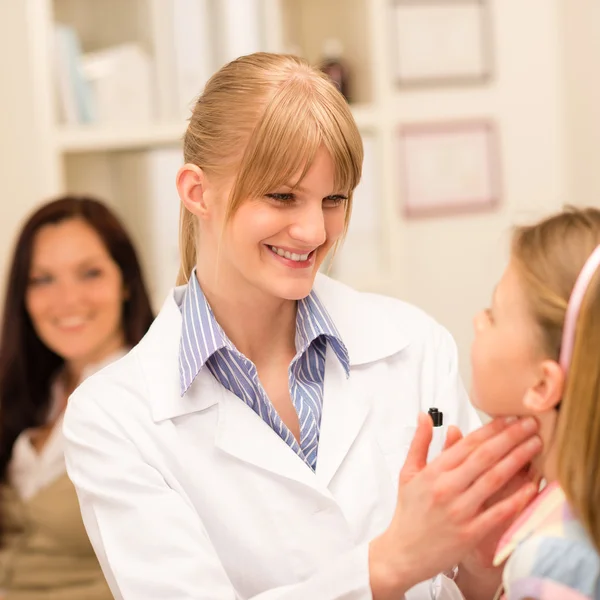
[559,244,600,371]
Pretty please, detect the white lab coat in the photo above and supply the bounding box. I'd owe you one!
[63,274,480,600]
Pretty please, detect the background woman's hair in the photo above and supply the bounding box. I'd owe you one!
[177,52,364,284]
[511,205,600,552]
[0,196,154,491]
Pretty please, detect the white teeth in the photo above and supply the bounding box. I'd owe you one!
[57,317,86,328]
[270,246,311,262]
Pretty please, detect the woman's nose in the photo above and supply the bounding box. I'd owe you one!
[56,280,83,308]
[289,205,327,247]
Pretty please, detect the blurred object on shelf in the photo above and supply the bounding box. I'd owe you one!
[81,43,154,124]
[319,38,350,102]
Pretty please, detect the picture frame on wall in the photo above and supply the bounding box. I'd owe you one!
[398,120,501,219]
[391,0,493,88]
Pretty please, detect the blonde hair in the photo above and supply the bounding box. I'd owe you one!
[511,206,600,552]
[177,52,364,285]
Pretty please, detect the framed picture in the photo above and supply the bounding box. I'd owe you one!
[398,120,501,218]
[390,0,493,88]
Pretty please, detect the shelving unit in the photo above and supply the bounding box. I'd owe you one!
[56,104,378,154]
[5,0,594,385]
[1,0,401,310]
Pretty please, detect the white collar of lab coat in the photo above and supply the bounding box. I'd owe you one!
[139,274,412,424]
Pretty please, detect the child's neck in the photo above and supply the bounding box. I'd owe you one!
[531,410,560,484]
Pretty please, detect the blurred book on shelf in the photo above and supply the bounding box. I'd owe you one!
[81,43,155,124]
[53,24,93,125]
[54,24,154,126]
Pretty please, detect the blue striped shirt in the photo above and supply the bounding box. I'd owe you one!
[178,271,349,470]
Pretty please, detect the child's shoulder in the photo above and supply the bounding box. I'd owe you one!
[504,530,600,599]
[498,483,599,599]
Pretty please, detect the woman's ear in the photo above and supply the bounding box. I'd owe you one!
[177,164,210,219]
[523,359,565,413]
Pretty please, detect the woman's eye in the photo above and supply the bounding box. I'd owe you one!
[484,308,494,322]
[266,192,348,207]
[323,195,348,207]
[29,275,52,287]
[82,268,102,279]
[266,193,295,204]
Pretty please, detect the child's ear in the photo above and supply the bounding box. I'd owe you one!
[523,359,565,413]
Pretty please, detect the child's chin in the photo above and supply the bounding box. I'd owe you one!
[468,394,499,420]
[468,388,486,411]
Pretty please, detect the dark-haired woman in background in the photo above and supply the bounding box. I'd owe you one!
[0,196,154,599]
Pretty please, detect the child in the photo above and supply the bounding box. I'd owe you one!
[471,206,600,599]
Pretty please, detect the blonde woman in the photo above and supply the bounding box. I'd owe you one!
[63,53,541,600]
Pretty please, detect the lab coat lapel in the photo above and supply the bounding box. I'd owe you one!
[315,348,372,488]
[145,290,221,422]
[215,385,327,493]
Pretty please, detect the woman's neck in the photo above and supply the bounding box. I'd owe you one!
[196,269,298,367]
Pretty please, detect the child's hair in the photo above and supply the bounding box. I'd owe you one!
[177,52,364,285]
[511,206,600,551]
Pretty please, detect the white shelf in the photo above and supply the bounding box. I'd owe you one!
[56,122,186,153]
[56,104,376,154]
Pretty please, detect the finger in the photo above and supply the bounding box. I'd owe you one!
[463,481,538,548]
[513,466,537,488]
[451,435,542,517]
[453,420,540,494]
[527,463,543,487]
[399,413,433,485]
[433,417,513,471]
[443,425,463,451]
[436,417,538,478]
[496,468,537,502]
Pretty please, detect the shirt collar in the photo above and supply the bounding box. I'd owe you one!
[178,271,349,396]
[296,291,349,375]
[178,271,229,395]
[493,481,566,566]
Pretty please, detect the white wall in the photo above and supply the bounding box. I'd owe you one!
[0,2,43,291]
[390,0,567,387]
[562,0,600,209]
[0,0,61,301]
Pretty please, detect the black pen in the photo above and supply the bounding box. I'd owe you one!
[428,407,443,427]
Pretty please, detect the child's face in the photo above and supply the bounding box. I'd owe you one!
[470,260,547,416]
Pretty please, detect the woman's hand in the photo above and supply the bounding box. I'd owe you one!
[368,414,541,600]
[455,464,539,600]
[443,427,540,567]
